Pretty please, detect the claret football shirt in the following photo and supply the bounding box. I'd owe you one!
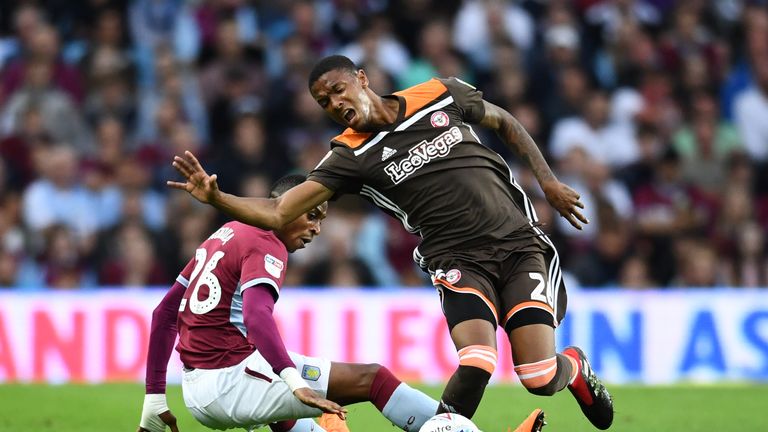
[175,222,288,369]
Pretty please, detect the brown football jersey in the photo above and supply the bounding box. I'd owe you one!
[308,78,543,267]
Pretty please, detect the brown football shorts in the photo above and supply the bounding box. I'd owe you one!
[428,235,567,333]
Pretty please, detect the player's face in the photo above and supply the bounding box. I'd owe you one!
[311,69,372,130]
[277,202,328,252]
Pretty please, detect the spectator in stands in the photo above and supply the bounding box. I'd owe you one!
[453,0,534,70]
[551,90,639,169]
[0,105,46,190]
[633,148,717,284]
[618,255,655,290]
[84,72,137,133]
[338,15,410,79]
[113,157,167,231]
[722,221,768,287]
[1,59,90,153]
[673,239,722,287]
[398,19,454,89]
[0,4,45,69]
[199,18,264,111]
[1,23,85,105]
[79,7,135,91]
[128,0,199,65]
[98,221,167,286]
[37,224,95,289]
[734,52,768,170]
[21,145,101,242]
[212,112,284,195]
[673,92,741,196]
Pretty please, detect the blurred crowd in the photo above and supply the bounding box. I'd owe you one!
[0,0,767,290]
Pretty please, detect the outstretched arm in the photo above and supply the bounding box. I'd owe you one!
[168,151,334,230]
[137,281,186,432]
[480,100,588,230]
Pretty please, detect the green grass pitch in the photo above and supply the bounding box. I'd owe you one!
[0,383,765,431]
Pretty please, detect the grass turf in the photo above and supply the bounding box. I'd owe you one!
[0,383,765,432]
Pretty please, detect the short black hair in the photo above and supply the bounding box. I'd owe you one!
[270,174,306,198]
[308,55,358,89]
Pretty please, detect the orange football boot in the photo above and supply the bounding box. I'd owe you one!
[318,413,351,432]
[508,408,546,432]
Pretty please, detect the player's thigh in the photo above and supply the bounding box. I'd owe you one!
[499,250,560,335]
[181,359,277,430]
[256,352,334,421]
[225,352,332,426]
[181,368,244,430]
[431,264,501,332]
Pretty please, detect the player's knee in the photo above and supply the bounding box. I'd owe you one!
[341,362,384,397]
[362,363,384,387]
[514,356,559,396]
[458,345,497,376]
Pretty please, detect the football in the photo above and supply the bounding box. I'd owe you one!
[418,413,481,432]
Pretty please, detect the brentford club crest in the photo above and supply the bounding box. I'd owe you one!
[430,111,450,127]
[445,269,462,284]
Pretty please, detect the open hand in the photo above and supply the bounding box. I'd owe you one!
[541,180,588,230]
[167,151,220,204]
[293,388,347,420]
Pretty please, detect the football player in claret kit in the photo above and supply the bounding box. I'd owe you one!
[169,55,614,430]
[137,175,440,432]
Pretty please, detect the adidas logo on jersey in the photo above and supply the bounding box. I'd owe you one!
[381,147,397,161]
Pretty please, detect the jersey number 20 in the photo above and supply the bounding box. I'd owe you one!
[529,272,554,308]
[188,248,226,314]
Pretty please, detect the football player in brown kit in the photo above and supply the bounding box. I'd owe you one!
[168,55,614,430]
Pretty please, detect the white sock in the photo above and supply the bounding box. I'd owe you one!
[381,383,439,431]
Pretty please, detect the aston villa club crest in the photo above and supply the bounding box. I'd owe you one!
[302,365,321,381]
[430,111,450,127]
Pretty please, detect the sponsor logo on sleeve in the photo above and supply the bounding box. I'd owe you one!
[264,254,284,278]
[302,365,321,381]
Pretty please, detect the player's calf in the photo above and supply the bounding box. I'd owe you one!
[368,364,438,430]
[437,345,496,418]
